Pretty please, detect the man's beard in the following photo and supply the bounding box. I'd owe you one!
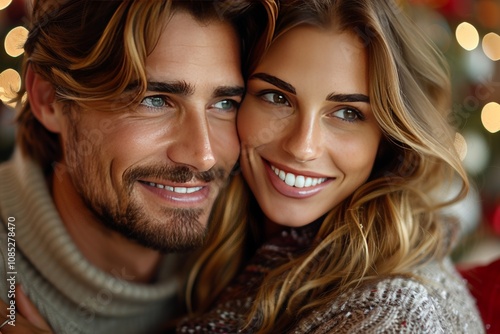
[64,117,227,253]
[93,196,208,253]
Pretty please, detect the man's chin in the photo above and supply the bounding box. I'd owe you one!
[109,208,207,252]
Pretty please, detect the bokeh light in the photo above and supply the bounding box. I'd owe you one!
[4,26,28,57]
[482,32,500,61]
[0,0,12,11]
[462,131,490,175]
[481,102,500,133]
[455,22,479,51]
[464,47,494,82]
[0,68,21,108]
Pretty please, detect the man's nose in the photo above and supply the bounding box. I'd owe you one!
[165,109,216,172]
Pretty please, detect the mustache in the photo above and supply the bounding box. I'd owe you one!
[124,164,227,185]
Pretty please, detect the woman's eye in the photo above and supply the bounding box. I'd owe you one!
[213,99,238,112]
[260,92,290,106]
[140,95,170,109]
[331,108,363,122]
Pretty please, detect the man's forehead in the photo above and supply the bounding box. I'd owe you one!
[143,11,243,94]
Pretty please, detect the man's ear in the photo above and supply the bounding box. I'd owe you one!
[25,64,62,133]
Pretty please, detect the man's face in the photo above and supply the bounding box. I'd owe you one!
[57,12,242,252]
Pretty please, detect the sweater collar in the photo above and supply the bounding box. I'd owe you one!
[0,150,181,316]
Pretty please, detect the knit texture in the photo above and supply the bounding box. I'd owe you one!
[0,151,182,334]
[179,225,485,333]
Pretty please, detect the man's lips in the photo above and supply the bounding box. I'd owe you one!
[138,180,210,204]
[139,180,203,194]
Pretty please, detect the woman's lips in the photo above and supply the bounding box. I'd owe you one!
[270,164,328,188]
[264,161,333,199]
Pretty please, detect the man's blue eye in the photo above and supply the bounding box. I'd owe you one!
[213,99,237,111]
[141,96,167,108]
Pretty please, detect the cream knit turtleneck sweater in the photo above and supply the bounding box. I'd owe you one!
[0,151,182,333]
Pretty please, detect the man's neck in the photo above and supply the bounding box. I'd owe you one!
[51,172,162,283]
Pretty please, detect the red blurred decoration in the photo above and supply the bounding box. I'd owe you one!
[482,199,500,236]
[437,0,473,19]
[459,259,500,333]
[410,0,473,19]
[491,205,500,236]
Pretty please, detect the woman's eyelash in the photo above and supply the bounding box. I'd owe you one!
[257,90,291,106]
[254,89,366,123]
[331,107,366,122]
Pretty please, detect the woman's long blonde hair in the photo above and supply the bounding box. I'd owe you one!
[188,0,469,331]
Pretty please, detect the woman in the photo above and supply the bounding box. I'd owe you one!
[180,0,484,332]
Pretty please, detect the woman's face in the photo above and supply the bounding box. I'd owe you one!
[237,25,382,228]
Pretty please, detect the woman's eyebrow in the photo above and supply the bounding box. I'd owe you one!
[249,72,296,95]
[326,92,370,103]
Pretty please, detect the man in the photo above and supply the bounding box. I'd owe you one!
[0,1,274,333]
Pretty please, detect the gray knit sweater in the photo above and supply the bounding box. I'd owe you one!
[0,151,182,334]
[179,225,485,333]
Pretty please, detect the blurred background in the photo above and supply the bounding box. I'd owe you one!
[0,0,499,266]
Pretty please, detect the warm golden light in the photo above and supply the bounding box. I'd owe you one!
[454,132,467,161]
[0,0,12,10]
[481,102,500,133]
[455,22,479,51]
[4,26,29,57]
[482,33,500,61]
[0,68,21,103]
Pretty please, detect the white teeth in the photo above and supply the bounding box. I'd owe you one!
[285,173,295,186]
[295,175,305,188]
[186,187,202,194]
[270,165,327,188]
[175,187,187,194]
[147,182,202,194]
[305,177,313,187]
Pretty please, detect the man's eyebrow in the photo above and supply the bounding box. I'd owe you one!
[213,86,245,98]
[249,72,296,95]
[126,81,195,96]
[146,81,194,95]
[126,81,244,99]
[326,93,370,103]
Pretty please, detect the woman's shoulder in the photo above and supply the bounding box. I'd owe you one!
[293,258,484,334]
